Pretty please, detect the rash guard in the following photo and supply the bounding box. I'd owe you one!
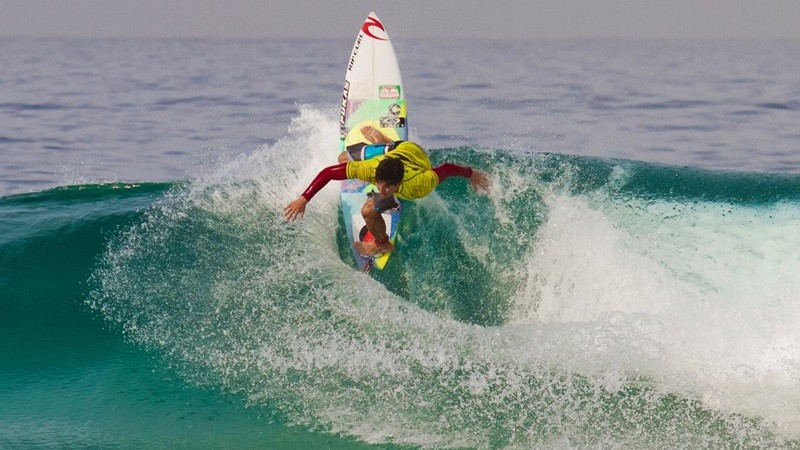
[300,162,473,202]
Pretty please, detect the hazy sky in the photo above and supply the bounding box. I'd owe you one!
[1,0,798,40]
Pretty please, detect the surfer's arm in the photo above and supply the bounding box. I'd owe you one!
[300,163,348,201]
[433,163,473,181]
[284,163,348,222]
[433,164,491,194]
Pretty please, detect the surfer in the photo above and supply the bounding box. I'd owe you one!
[284,126,490,256]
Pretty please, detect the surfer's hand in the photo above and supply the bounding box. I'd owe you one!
[284,197,308,222]
[469,170,491,194]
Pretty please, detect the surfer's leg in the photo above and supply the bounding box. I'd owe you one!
[361,197,388,242]
[354,197,394,256]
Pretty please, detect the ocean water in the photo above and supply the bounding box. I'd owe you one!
[2,36,800,448]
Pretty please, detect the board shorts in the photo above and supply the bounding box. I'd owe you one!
[346,141,401,161]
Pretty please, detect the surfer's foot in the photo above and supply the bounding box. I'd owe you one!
[354,240,394,257]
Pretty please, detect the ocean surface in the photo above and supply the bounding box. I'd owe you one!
[2,35,800,448]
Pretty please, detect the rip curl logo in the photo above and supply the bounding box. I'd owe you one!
[361,16,387,41]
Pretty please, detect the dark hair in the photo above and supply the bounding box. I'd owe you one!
[375,157,404,185]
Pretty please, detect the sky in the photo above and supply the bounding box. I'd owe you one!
[0,0,798,40]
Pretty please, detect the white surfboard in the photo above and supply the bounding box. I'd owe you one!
[339,12,407,272]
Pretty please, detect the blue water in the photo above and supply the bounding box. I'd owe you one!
[2,36,800,448]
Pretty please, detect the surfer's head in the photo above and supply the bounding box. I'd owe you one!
[375,157,404,188]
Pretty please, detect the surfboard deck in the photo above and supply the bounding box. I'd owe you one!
[339,12,407,272]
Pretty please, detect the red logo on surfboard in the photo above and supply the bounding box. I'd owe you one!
[362,16,387,41]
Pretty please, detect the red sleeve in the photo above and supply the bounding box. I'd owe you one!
[432,163,473,183]
[301,162,348,201]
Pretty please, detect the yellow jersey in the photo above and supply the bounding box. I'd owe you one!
[345,141,440,200]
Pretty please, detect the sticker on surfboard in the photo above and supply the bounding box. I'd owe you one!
[379,85,401,100]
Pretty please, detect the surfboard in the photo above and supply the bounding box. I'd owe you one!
[339,12,407,272]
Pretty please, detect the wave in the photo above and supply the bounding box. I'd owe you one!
[3,108,799,448]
